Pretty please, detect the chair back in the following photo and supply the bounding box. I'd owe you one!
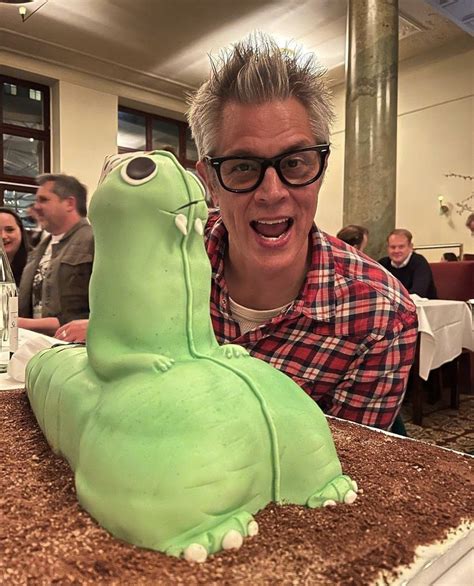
[430,261,474,301]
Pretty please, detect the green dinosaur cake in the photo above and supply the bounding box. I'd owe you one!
[26,151,357,562]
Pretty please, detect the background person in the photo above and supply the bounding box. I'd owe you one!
[18,174,94,336]
[378,229,437,299]
[336,224,369,252]
[466,212,474,236]
[0,207,30,286]
[441,252,458,262]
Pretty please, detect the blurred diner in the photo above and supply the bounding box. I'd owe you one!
[0,206,30,287]
[18,174,94,336]
[336,224,369,252]
[379,229,437,299]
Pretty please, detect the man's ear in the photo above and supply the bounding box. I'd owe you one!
[65,195,76,212]
[196,160,220,207]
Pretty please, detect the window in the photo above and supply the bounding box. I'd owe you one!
[118,106,197,169]
[0,75,50,219]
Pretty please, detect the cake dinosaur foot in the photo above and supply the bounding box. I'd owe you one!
[165,512,258,562]
[212,344,250,359]
[306,475,358,508]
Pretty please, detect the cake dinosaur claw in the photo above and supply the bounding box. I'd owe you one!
[184,543,208,563]
[247,520,259,536]
[344,490,358,504]
[222,529,244,550]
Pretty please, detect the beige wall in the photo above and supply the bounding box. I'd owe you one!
[53,82,118,193]
[320,42,474,257]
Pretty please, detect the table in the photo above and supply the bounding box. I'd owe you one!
[411,298,474,425]
[0,328,64,391]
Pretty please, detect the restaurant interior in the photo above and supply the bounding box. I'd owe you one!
[0,0,473,447]
[1,2,473,584]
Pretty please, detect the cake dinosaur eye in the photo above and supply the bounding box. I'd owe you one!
[121,156,158,185]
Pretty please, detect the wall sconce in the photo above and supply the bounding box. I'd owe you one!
[438,195,450,216]
[17,1,49,22]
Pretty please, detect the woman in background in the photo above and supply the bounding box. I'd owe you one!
[336,224,369,252]
[0,207,30,286]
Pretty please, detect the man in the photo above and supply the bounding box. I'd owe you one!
[378,229,437,299]
[18,174,94,335]
[59,34,417,430]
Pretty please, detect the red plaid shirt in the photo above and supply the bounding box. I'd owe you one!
[205,211,418,430]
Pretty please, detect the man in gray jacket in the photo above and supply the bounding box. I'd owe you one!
[19,174,94,336]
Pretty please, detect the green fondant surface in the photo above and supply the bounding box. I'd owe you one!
[26,151,355,558]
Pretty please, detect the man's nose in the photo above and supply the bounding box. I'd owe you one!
[254,167,289,202]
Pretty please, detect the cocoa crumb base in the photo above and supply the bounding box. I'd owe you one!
[1,390,472,585]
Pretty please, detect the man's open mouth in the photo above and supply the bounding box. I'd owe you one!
[250,217,294,240]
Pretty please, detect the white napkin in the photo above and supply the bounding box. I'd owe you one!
[410,293,428,303]
[6,329,68,384]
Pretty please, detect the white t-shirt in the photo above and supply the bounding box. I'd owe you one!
[228,296,292,336]
[32,234,64,318]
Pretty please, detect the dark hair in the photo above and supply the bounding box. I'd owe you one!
[36,173,88,217]
[0,207,30,286]
[466,213,474,229]
[387,228,413,244]
[442,252,458,262]
[337,224,368,249]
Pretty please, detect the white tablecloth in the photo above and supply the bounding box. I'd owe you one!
[0,329,66,391]
[414,299,474,380]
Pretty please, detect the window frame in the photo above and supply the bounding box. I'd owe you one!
[118,105,197,169]
[0,74,51,187]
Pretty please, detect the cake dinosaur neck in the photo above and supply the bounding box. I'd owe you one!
[87,212,217,368]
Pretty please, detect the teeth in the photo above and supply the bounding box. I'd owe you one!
[255,218,289,225]
[194,218,204,236]
[175,214,188,236]
[260,234,286,241]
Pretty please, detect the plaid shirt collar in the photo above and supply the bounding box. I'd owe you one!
[206,213,336,324]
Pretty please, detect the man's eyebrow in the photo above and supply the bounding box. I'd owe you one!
[222,143,313,159]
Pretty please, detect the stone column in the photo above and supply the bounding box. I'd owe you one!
[343,0,399,260]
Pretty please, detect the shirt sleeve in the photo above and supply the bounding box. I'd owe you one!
[324,311,418,430]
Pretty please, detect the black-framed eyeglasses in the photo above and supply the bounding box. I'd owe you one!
[204,144,330,194]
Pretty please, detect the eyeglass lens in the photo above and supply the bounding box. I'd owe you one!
[219,149,323,191]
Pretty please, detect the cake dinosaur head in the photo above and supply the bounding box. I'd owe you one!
[90,150,208,238]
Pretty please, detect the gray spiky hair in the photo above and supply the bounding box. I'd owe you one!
[187,32,334,158]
